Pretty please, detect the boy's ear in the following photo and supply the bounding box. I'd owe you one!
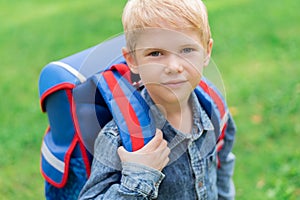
[204,38,213,66]
[122,47,139,74]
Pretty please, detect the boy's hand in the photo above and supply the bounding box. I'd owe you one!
[118,129,170,171]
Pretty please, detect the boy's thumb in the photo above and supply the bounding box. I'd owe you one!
[139,129,162,151]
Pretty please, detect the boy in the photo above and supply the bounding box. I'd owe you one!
[79,0,236,199]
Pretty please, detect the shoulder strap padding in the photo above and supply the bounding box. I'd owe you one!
[97,65,156,151]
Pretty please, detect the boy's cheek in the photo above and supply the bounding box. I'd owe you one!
[138,63,164,76]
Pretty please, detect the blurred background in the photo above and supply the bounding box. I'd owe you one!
[0,0,299,199]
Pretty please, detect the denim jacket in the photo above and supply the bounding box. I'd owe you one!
[79,90,236,200]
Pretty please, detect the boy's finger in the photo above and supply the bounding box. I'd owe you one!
[156,138,168,151]
[117,146,130,157]
[117,146,125,153]
[137,129,163,152]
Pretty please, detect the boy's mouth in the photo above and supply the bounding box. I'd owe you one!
[162,80,187,88]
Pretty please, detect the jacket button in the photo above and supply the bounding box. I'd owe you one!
[198,182,203,188]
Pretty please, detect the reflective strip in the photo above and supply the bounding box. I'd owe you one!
[41,141,65,173]
[220,110,229,131]
[51,61,87,83]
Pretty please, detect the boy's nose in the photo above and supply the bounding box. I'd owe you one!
[164,54,184,74]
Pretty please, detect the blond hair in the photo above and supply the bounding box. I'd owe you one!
[122,0,211,51]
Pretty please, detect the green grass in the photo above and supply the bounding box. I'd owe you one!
[0,0,299,199]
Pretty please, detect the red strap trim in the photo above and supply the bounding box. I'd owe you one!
[216,139,224,152]
[103,70,145,151]
[69,88,92,177]
[199,80,228,141]
[110,64,131,83]
[199,80,226,117]
[220,123,227,141]
[40,83,75,112]
[199,80,228,164]
[67,89,91,178]
[77,134,91,177]
[217,155,221,168]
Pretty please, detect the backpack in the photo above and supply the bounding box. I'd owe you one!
[38,34,228,199]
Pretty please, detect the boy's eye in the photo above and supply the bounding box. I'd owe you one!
[148,51,162,57]
[181,48,194,54]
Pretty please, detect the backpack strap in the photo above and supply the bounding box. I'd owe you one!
[94,67,228,153]
[199,78,228,148]
[95,64,156,151]
[195,78,229,167]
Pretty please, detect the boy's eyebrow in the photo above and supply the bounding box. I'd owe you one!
[180,43,202,49]
[144,47,163,51]
[138,43,202,52]
[136,47,164,53]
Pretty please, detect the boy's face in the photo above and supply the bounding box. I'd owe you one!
[123,27,212,105]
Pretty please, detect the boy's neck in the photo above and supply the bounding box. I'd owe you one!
[154,96,193,134]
